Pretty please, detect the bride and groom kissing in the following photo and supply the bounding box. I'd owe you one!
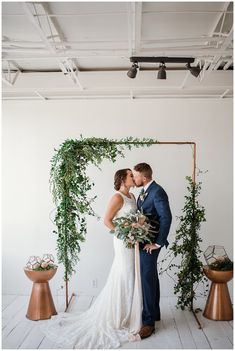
[43,163,172,349]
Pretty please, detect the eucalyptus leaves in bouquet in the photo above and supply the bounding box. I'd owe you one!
[112,210,156,248]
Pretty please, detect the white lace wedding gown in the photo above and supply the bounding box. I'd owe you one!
[41,192,142,349]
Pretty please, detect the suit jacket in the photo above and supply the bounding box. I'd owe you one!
[137,181,172,248]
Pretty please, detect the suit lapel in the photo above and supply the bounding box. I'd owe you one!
[138,181,156,207]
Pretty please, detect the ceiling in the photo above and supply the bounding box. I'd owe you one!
[2,1,233,100]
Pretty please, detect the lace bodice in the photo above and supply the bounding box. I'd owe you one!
[115,191,137,218]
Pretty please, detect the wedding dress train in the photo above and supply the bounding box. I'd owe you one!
[41,192,142,349]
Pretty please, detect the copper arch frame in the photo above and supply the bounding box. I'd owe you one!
[64,141,199,326]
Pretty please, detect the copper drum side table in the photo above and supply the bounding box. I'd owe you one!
[203,265,233,321]
[24,268,57,321]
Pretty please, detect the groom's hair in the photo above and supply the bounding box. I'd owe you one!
[114,168,131,190]
[134,163,152,179]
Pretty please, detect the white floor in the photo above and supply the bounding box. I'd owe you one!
[2,294,233,349]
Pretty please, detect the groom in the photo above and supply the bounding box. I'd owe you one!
[133,163,172,339]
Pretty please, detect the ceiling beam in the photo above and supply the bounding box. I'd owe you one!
[2,93,233,101]
[34,90,47,100]
[223,60,233,70]
[3,47,233,61]
[209,2,231,35]
[3,43,231,53]
[3,84,233,94]
[220,88,230,98]
[134,2,142,53]
[2,36,229,47]
[21,2,83,90]
[2,10,234,17]
[206,2,232,73]
[127,2,134,57]
[207,27,233,72]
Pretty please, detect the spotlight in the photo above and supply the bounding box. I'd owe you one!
[157,62,166,79]
[186,63,201,77]
[127,63,138,78]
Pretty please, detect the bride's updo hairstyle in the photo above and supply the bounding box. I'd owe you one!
[114,168,131,191]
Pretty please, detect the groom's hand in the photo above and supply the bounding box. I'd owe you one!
[144,243,160,254]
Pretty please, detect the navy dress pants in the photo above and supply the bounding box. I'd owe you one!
[140,247,161,326]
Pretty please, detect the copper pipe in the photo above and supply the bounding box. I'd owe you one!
[192,309,202,329]
[149,142,194,144]
[192,143,196,184]
[65,292,76,312]
[111,141,195,145]
[66,278,68,308]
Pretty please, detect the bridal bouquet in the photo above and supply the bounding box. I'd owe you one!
[111,210,156,248]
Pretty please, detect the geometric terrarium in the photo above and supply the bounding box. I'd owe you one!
[26,255,41,270]
[25,254,57,270]
[204,245,233,271]
[41,254,55,268]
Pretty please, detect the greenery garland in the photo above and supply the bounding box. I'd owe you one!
[159,176,207,311]
[50,136,155,281]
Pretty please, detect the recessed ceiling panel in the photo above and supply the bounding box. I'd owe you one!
[142,13,222,39]
[54,15,128,41]
[48,2,128,15]
[143,2,227,12]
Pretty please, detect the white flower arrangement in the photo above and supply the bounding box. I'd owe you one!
[25,254,57,271]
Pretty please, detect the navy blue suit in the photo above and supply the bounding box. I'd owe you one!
[137,181,172,326]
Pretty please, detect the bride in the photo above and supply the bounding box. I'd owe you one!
[41,168,142,349]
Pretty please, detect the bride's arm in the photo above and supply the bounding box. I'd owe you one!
[104,194,123,231]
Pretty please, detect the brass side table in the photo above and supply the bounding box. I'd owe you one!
[203,265,233,321]
[24,268,57,321]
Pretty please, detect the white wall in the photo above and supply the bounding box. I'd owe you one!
[2,98,233,301]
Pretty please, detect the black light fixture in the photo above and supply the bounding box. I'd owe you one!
[127,57,201,79]
[157,62,166,79]
[186,63,201,77]
[127,62,139,78]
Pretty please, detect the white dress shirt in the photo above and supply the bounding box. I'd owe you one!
[143,179,154,193]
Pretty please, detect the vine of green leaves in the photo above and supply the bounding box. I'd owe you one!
[159,176,207,310]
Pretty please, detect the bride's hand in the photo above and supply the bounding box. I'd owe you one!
[144,243,159,254]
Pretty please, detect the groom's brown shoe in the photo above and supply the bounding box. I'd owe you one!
[139,325,155,339]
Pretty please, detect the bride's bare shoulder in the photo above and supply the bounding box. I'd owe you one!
[111,192,123,203]
[106,192,123,211]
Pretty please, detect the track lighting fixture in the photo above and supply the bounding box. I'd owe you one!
[127,57,201,79]
[157,62,166,79]
[186,63,201,77]
[127,63,138,78]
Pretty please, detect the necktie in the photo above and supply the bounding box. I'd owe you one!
[140,188,145,195]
